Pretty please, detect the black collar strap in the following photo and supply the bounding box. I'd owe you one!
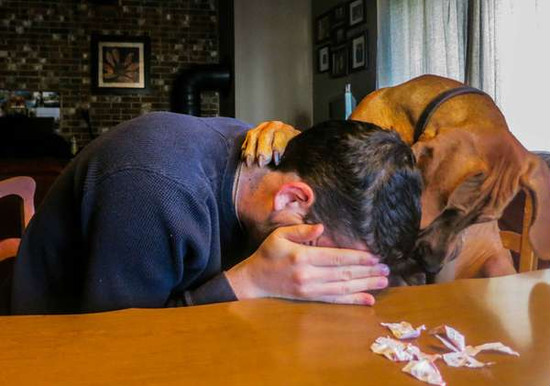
[414,85,488,143]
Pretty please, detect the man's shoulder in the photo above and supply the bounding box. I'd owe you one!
[102,112,250,156]
[198,116,253,139]
[123,112,251,136]
[83,112,244,158]
[74,113,249,193]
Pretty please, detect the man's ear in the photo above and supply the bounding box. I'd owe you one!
[273,182,315,214]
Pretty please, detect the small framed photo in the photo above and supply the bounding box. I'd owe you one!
[91,34,150,94]
[331,4,347,29]
[348,0,366,27]
[41,91,61,107]
[91,0,119,4]
[331,27,347,46]
[350,32,368,71]
[331,46,348,78]
[318,45,330,73]
[315,12,331,44]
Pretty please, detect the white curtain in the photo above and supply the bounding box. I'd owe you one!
[465,0,497,98]
[377,0,550,151]
[492,0,550,151]
[377,0,469,87]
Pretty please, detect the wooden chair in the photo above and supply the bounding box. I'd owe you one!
[0,176,36,261]
[499,189,538,272]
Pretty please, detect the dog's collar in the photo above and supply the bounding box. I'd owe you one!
[414,85,488,143]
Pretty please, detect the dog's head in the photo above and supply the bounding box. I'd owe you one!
[409,130,550,274]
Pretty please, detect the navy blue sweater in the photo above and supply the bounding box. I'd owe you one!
[11,112,251,314]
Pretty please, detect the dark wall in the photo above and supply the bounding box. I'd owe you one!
[312,0,377,123]
[0,0,221,146]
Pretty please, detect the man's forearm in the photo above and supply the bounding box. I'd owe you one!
[167,272,238,307]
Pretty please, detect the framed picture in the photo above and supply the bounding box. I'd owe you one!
[331,4,347,29]
[90,0,119,4]
[315,12,331,44]
[331,27,347,46]
[350,32,368,71]
[348,0,365,27]
[91,34,150,94]
[331,46,348,78]
[318,45,330,73]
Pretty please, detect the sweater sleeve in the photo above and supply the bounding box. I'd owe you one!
[80,168,236,312]
[166,271,237,307]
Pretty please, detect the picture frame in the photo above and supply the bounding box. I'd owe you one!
[315,12,331,44]
[331,27,347,46]
[331,46,348,78]
[348,0,366,27]
[0,90,61,122]
[350,32,368,71]
[91,34,150,94]
[90,0,119,4]
[331,4,347,29]
[318,45,330,73]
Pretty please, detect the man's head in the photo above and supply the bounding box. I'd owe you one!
[239,120,422,264]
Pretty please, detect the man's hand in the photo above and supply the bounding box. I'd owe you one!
[226,224,389,305]
[241,121,300,167]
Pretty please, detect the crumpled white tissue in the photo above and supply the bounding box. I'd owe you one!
[430,325,519,368]
[381,321,426,339]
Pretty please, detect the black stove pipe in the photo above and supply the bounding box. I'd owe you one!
[170,65,231,116]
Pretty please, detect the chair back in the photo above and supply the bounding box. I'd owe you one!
[0,176,36,260]
[499,189,537,272]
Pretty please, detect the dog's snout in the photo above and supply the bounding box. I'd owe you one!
[412,231,465,275]
[412,237,452,274]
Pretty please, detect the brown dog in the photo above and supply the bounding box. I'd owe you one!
[350,75,550,280]
[242,75,550,281]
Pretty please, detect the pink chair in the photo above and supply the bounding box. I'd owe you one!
[0,176,36,261]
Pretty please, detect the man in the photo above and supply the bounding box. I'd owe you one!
[11,113,421,314]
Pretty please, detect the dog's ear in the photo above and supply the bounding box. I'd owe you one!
[520,154,550,260]
[445,170,488,216]
[410,171,488,274]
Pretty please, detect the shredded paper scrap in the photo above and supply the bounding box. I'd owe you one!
[402,359,446,386]
[371,336,440,362]
[370,322,519,386]
[430,325,519,368]
[381,321,426,339]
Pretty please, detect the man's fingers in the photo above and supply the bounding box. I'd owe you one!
[304,276,388,297]
[302,264,390,284]
[304,247,379,266]
[314,292,376,306]
[275,223,324,244]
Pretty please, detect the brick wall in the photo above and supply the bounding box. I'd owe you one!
[0,0,220,147]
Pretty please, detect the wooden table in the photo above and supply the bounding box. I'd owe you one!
[1,270,548,386]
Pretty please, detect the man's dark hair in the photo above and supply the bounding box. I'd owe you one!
[275,120,422,264]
